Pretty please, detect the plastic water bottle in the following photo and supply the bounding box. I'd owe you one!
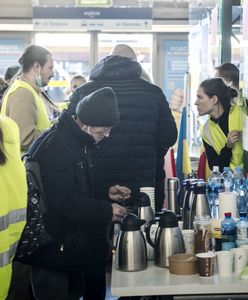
[236,212,248,247]
[207,166,224,218]
[244,178,248,215]
[221,212,236,250]
[232,166,245,213]
[221,167,233,192]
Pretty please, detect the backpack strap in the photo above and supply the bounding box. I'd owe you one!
[25,129,55,162]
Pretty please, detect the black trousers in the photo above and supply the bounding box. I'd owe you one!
[31,264,106,300]
[7,261,34,300]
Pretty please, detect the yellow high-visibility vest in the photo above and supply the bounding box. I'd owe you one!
[202,105,245,170]
[0,116,27,300]
[1,79,50,132]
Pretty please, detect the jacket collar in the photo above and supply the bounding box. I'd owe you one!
[90,55,142,81]
[58,110,95,147]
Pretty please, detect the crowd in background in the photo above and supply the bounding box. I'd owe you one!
[0,42,247,300]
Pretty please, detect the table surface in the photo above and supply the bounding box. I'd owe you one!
[111,257,248,297]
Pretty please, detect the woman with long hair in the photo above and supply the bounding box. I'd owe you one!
[195,77,245,172]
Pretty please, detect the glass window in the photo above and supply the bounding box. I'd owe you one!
[35,33,90,102]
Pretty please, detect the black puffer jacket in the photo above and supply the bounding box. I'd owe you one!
[69,55,177,211]
[29,111,112,271]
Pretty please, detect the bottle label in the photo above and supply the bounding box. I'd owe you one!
[237,227,248,240]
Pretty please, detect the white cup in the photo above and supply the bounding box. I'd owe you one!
[239,245,248,264]
[182,229,194,254]
[231,248,247,273]
[216,250,233,276]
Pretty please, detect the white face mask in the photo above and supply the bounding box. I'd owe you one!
[35,74,43,87]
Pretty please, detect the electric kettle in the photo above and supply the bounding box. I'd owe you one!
[106,213,147,272]
[145,210,185,268]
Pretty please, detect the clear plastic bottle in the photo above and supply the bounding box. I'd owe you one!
[221,212,236,250]
[221,167,233,192]
[207,166,224,218]
[236,212,248,247]
[232,166,245,193]
[232,166,246,213]
[244,178,248,216]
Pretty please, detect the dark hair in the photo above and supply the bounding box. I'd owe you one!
[19,44,52,73]
[0,127,7,165]
[199,78,238,111]
[215,63,239,89]
[4,65,20,81]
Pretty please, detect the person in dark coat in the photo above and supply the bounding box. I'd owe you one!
[68,52,177,212]
[29,87,130,300]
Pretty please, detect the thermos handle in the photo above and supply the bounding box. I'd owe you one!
[185,188,192,211]
[106,220,121,250]
[145,218,157,248]
[177,183,184,208]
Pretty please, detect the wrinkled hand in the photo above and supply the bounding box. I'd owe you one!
[109,185,131,202]
[111,203,128,221]
[226,130,240,148]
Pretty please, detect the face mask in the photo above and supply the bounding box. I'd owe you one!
[35,74,43,87]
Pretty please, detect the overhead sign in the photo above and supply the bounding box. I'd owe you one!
[33,7,152,31]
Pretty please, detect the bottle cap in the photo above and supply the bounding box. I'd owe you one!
[224,212,232,217]
[239,212,247,218]
[213,166,219,172]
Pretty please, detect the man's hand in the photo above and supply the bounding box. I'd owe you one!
[111,203,128,221]
[109,185,131,202]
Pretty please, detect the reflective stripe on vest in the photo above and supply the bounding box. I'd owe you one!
[1,79,50,131]
[0,208,26,232]
[202,105,245,170]
[0,240,19,267]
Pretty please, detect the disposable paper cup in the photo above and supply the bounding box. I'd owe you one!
[196,252,216,277]
[231,248,248,273]
[216,250,233,276]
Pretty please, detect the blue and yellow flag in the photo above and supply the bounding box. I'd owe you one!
[176,106,192,183]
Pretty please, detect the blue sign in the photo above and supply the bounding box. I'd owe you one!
[163,40,188,103]
[0,38,25,76]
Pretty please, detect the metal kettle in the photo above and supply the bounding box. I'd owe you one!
[138,192,155,231]
[106,213,147,272]
[190,180,211,228]
[181,179,197,229]
[145,210,185,268]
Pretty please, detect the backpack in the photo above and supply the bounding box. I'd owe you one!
[15,131,53,262]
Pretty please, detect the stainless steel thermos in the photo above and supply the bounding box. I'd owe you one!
[145,210,184,267]
[106,213,147,272]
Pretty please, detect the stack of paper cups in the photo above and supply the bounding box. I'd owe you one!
[218,192,237,219]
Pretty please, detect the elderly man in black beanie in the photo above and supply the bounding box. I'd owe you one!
[27,87,130,300]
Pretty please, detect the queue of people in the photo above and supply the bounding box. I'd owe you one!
[0,42,247,300]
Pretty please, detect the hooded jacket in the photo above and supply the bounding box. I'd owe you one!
[69,55,177,211]
[28,110,112,271]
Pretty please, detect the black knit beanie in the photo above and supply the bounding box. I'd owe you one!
[76,87,119,127]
